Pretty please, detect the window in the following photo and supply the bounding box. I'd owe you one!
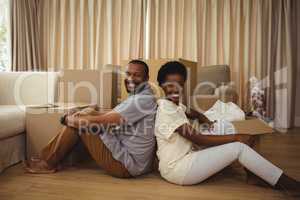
[0,0,10,71]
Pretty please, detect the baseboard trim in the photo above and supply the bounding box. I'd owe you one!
[295,116,300,127]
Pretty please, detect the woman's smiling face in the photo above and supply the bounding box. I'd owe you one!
[161,73,185,105]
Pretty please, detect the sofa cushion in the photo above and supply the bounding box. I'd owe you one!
[0,106,25,140]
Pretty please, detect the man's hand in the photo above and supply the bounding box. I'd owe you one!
[235,134,258,147]
[60,108,88,126]
[66,114,81,128]
[66,105,99,117]
[65,110,123,129]
[71,110,90,117]
[66,108,81,116]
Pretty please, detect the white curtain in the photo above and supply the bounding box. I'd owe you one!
[11,0,41,71]
[144,0,197,61]
[39,0,144,70]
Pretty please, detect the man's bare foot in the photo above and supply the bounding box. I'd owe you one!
[23,158,57,174]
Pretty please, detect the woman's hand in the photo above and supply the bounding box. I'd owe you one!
[235,134,258,147]
[206,120,216,131]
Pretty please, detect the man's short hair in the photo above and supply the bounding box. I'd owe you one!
[128,59,149,78]
[157,61,187,86]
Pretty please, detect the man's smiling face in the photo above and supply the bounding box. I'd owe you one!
[124,63,148,93]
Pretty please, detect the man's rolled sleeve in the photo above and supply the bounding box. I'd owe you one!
[113,95,156,124]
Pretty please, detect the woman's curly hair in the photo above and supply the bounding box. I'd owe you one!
[157,61,187,86]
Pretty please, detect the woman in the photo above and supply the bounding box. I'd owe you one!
[155,61,300,196]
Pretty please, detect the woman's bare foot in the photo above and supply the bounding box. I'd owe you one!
[23,158,57,174]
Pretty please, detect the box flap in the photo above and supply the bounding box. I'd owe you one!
[232,119,274,135]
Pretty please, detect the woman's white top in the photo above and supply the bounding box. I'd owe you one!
[155,99,196,184]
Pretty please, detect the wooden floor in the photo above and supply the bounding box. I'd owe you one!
[0,129,300,200]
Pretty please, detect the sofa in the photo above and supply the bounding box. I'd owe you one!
[0,72,59,172]
[0,68,117,172]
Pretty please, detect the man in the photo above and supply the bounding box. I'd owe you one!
[25,60,157,178]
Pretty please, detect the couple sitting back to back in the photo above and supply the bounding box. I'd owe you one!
[25,60,300,196]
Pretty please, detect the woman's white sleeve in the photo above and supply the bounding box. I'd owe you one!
[155,109,189,140]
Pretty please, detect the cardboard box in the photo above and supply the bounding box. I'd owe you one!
[26,103,91,161]
[232,118,274,135]
[57,67,118,109]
